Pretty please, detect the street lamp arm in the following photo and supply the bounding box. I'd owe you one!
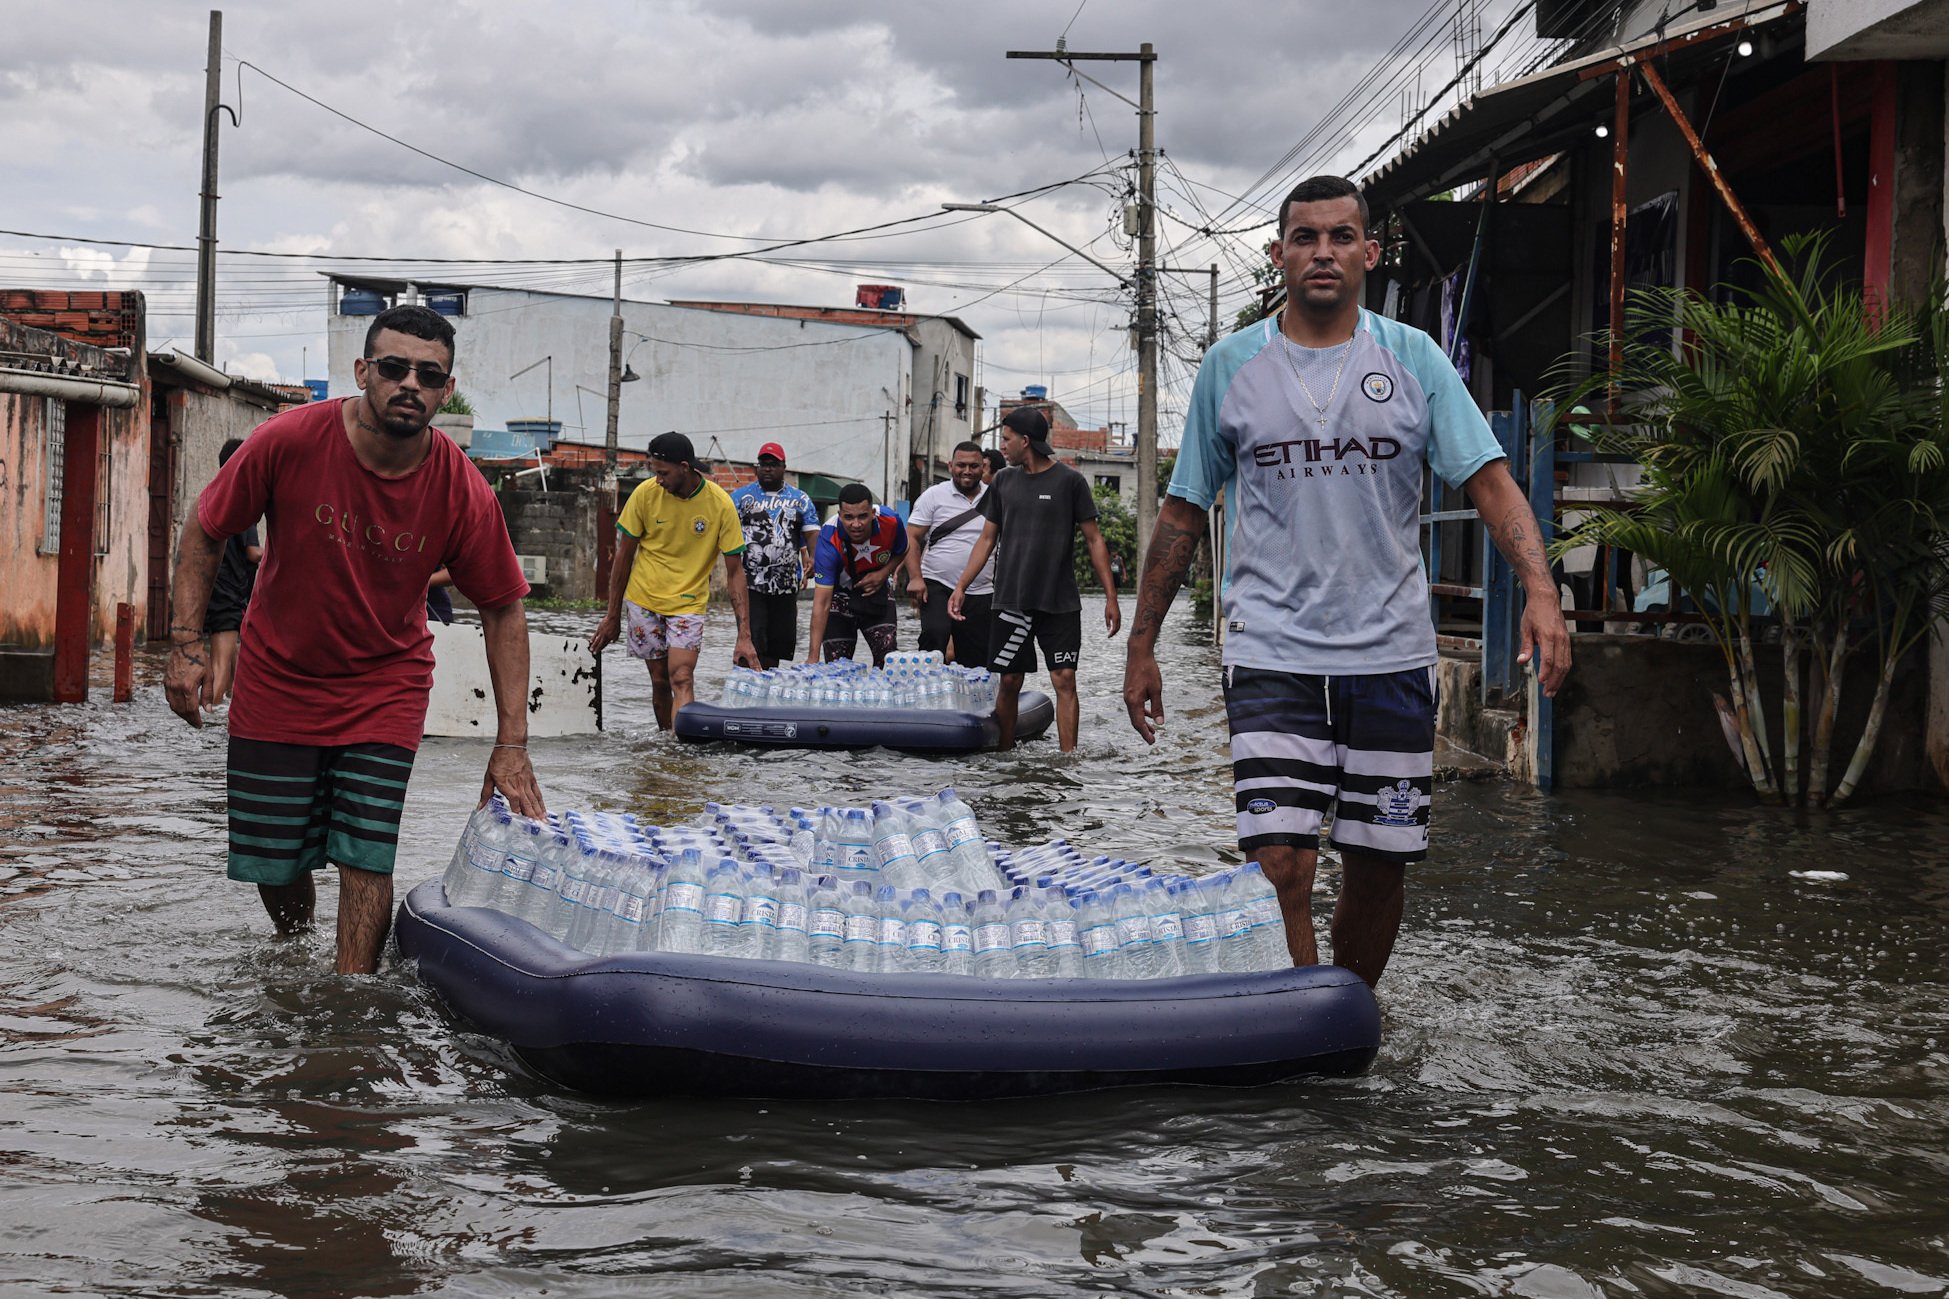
[941,203,1131,288]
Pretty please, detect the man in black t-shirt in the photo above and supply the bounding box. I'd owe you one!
[949,407,1120,750]
[203,438,262,703]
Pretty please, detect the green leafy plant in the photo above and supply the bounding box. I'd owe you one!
[1549,234,1948,807]
[1073,483,1137,592]
[438,390,475,416]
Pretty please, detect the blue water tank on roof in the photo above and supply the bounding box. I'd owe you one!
[425,292,465,317]
[303,379,330,402]
[1023,385,1049,400]
[340,288,385,316]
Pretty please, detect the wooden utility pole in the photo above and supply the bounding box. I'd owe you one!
[1006,43,1159,568]
[194,10,228,363]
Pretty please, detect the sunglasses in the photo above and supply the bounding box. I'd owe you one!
[366,355,452,388]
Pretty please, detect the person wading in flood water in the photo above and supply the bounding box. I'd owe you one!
[164,303,547,975]
[589,431,760,727]
[1122,175,1571,987]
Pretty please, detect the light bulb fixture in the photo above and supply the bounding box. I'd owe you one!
[1596,123,1610,138]
[1736,38,1754,56]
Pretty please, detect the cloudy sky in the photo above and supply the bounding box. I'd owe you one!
[3,0,1545,433]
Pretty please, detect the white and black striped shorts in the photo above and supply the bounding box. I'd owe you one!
[1222,664,1438,863]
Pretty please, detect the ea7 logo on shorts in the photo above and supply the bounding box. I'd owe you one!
[693,518,707,533]
[1374,779,1420,826]
[1245,797,1277,815]
[1361,372,1394,402]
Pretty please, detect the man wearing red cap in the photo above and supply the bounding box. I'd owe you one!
[730,442,820,668]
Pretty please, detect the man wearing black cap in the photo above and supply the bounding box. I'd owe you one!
[590,431,759,728]
[949,406,1120,751]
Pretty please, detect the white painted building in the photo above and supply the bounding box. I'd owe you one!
[325,279,977,503]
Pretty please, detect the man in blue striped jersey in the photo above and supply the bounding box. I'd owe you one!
[1122,175,1571,987]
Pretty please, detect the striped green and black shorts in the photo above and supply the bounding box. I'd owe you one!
[225,737,416,885]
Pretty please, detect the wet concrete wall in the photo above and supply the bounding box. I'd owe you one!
[496,482,600,602]
[0,321,148,668]
[164,383,279,553]
[1440,634,1935,797]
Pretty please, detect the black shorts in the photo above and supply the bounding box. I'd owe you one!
[919,580,991,666]
[747,590,800,665]
[989,608,1081,675]
[824,591,897,666]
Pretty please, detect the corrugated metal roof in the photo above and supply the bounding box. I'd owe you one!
[1362,0,1802,208]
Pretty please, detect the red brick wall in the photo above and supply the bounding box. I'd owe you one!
[710,462,758,491]
[0,290,143,352]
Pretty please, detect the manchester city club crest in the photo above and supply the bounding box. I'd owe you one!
[1361,372,1394,403]
[1374,779,1420,827]
[693,518,708,533]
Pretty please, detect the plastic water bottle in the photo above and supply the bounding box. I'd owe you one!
[734,867,780,960]
[834,809,875,877]
[650,848,709,954]
[507,823,561,931]
[1177,878,1221,974]
[936,788,988,885]
[1008,886,1052,978]
[487,817,543,918]
[841,880,880,971]
[1106,884,1159,978]
[895,887,943,973]
[805,874,846,967]
[596,859,658,956]
[1076,891,1123,977]
[869,802,921,887]
[1232,863,1289,969]
[1046,895,1085,977]
[444,806,510,907]
[771,868,810,964]
[566,849,624,952]
[907,799,954,885]
[1139,878,1187,978]
[542,835,594,943]
[698,861,746,957]
[971,889,1014,978]
[870,884,908,973]
[939,891,974,976]
[1210,873,1253,973]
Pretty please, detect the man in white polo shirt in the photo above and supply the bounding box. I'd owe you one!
[903,441,994,668]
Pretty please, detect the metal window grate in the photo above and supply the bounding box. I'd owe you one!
[94,419,112,557]
[38,398,65,555]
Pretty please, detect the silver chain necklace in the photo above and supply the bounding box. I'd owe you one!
[1279,331,1355,430]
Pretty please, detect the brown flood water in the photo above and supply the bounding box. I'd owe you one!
[2,597,1946,1298]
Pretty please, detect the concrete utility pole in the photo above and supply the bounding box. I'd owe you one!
[1006,42,1159,569]
[194,10,229,363]
[605,248,622,470]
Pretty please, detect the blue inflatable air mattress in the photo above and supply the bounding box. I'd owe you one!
[674,691,1054,751]
[395,880,1380,1100]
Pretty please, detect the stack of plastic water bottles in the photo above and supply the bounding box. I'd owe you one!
[440,788,1290,978]
[718,652,999,713]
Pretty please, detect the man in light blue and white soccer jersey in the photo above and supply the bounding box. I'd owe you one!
[1122,175,1571,989]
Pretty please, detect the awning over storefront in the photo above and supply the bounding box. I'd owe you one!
[1363,0,1803,209]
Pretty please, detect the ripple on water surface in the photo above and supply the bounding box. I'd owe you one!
[2,604,1947,1296]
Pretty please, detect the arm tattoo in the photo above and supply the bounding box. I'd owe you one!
[1130,517,1202,643]
[1490,506,1552,592]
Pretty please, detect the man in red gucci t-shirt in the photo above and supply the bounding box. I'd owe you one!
[165,304,546,974]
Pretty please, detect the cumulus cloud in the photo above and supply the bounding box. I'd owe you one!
[2,0,1483,402]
